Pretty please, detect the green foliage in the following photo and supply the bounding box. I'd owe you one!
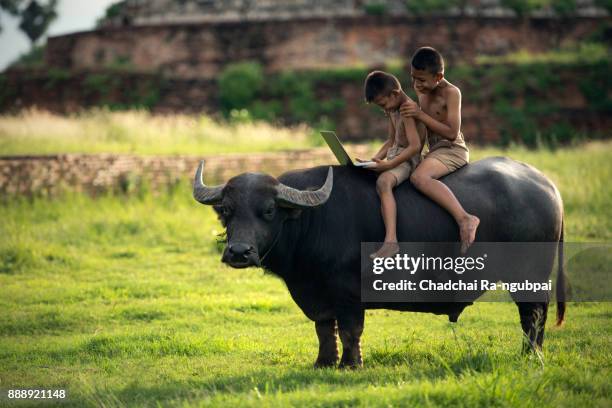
[81,73,161,110]
[363,2,387,15]
[218,61,264,113]
[18,0,58,44]
[551,0,577,16]
[500,0,549,16]
[493,101,538,146]
[10,43,45,68]
[0,0,24,16]
[120,78,162,110]
[83,73,117,100]
[105,55,134,70]
[0,74,17,108]
[594,0,612,13]
[0,0,57,39]
[586,21,612,44]
[578,60,612,111]
[95,1,127,27]
[249,100,282,122]
[405,0,459,15]
[218,65,354,125]
[475,42,609,65]
[457,57,611,147]
[44,67,70,89]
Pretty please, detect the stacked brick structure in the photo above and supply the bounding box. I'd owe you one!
[100,0,607,27]
[0,146,375,196]
[47,14,608,78]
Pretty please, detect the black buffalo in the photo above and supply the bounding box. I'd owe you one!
[193,157,565,368]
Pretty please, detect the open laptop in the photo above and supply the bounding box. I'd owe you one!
[320,131,375,167]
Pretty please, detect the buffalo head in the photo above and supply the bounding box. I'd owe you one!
[193,161,333,268]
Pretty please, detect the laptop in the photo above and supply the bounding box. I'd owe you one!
[320,131,375,167]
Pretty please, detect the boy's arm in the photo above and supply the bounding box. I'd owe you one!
[371,118,395,160]
[402,87,461,141]
[371,117,422,172]
[385,117,422,168]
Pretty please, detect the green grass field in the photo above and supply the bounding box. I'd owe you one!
[1,142,611,407]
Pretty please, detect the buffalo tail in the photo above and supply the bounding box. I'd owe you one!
[556,217,567,327]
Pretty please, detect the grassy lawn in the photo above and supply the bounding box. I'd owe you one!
[0,142,610,407]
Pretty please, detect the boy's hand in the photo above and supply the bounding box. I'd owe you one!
[400,100,421,119]
[367,158,392,173]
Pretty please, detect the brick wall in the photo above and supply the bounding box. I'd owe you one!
[0,146,375,196]
[44,16,610,79]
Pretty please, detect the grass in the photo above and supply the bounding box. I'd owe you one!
[0,109,314,156]
[0,141,611,406]
[475,43,609,66]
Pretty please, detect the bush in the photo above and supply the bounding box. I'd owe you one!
[500,0,549,16]
[364,2,387,16]
[552,0,577,16]
[0,74,17,108]
[10,45,45,68]
[594,0,612,13]
[218,61,264,113]
[405,0,459,15]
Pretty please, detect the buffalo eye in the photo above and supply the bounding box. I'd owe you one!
[213,205,232,222]
[261,203,276,221]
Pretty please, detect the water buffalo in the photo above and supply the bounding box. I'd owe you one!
[193,157,565,368]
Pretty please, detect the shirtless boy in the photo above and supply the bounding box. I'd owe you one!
[362,71,426,259]
[400,46,479,253]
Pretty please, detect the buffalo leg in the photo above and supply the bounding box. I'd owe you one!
[314,319,338,368]
[337,309,365,369]
[516,302,548,352]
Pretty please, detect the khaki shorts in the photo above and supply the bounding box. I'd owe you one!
[425,146,469,172]
[385,155,421,185]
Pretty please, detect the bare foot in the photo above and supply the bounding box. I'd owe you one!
[370,241,400,259]
[459,215,480,254]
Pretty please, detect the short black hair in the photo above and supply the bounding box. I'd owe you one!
[411,47,444,75]
[364,71,401,103]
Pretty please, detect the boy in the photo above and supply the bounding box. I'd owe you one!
[400,46,479,253]
[362,71,426,259]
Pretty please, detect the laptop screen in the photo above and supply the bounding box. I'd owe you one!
[320,131,351,165]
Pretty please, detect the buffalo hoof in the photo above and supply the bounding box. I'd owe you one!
[521,340,542,355]
[338,360,363,370]
[314,358,337,369]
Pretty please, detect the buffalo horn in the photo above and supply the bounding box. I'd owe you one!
[275,167,333,208]
[193,161,225,205]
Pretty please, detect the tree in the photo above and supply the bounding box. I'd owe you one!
[19,0,57,45]
[0,0,57,45]
[0,0,25,33]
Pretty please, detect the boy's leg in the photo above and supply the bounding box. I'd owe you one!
[410,158,480,253]
[370,171,400,259]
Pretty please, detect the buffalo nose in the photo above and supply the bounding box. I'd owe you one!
[228,243,253,257]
